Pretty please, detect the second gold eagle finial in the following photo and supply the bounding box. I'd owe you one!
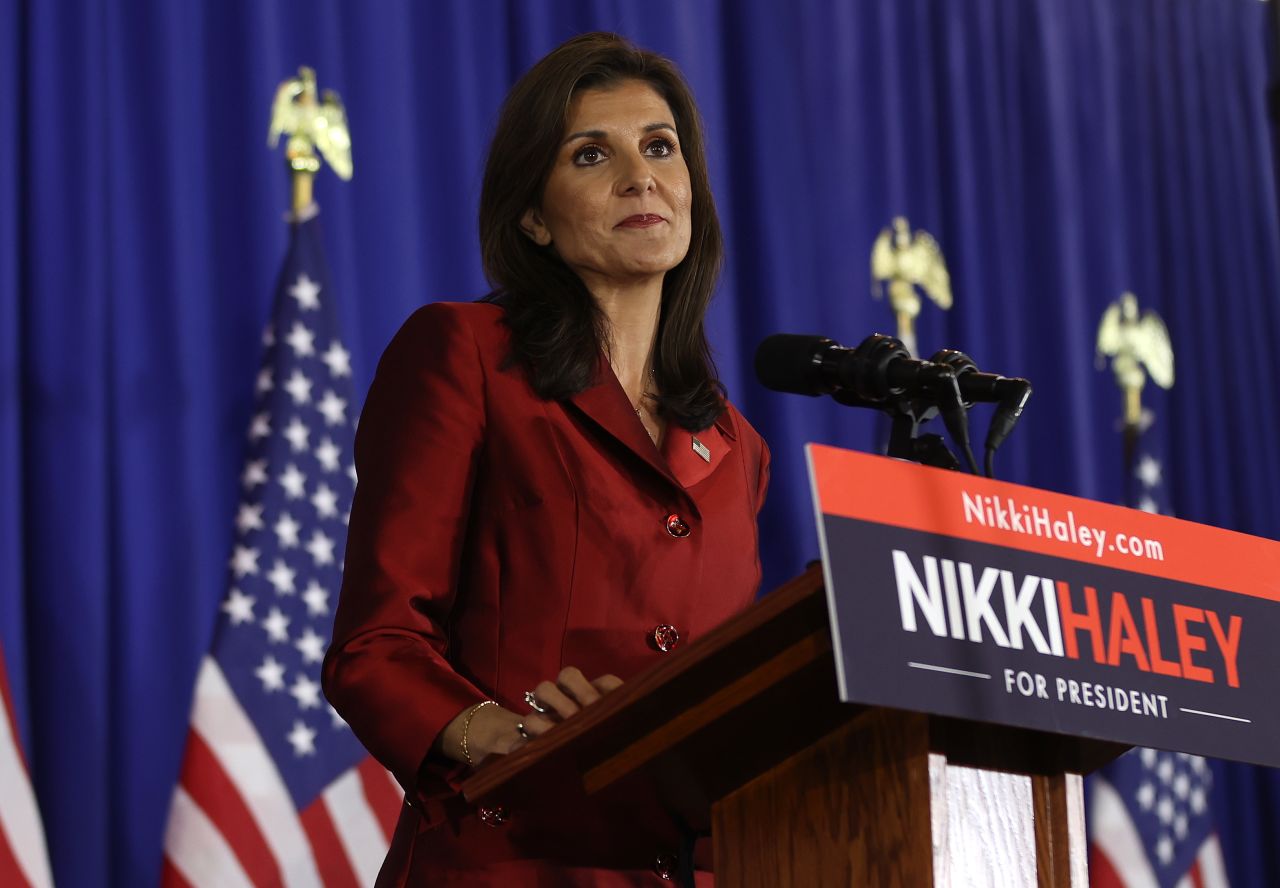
[870,217,952,357]
[1096,292,1174,428]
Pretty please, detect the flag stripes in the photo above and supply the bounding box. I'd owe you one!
[0,649,53,888]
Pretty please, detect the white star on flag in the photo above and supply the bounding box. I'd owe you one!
[1136,454,1163,489]
[305,530,336,566]
[290,674,323,710]
[249,412,271,441]
[262,607,291,643]
[279,464,307,499]
[311,483,339,519]
[284,370,313,405]
[274,512,301,548]
[266,559,297,595]
[295,628,327,665]
[241,459,268,489]
[315,437,341,472]
[288,274,322,310]
[235,503,264,534]
[287,720,317,757]
[302,581,329,616]
[255,655,287,692]
[256,367,273,394]
[222,589,256,625]
[322,341,352,378]
[283,417,310,453]
[317,390,347,426]
[285,322,316,357]
[229,546,260,578]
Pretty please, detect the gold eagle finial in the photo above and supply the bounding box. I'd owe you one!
[268,67,352,212]
[1096,292,1174,428]
[870,217,952,356]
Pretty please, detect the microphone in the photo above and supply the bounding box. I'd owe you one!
[755,333,978,472]
[930,350,1033,474]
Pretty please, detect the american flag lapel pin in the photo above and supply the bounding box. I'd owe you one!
[692,436,711,462]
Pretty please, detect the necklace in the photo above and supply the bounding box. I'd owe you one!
[633,369,658,442]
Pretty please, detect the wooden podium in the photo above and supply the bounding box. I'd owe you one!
[461,565,1125,886]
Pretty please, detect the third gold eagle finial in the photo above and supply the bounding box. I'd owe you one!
[1096,292,1174,428]
[870,216,952,357]
[268,66,353,213]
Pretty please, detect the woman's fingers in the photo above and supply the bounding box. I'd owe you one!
[533,679,580,720]
[518,712,557,738]
[557,666,601,707]
[591,674,623,694]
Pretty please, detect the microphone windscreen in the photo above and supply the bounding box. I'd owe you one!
[754,334,832,395]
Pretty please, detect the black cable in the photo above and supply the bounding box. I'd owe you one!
[984,446,996,479]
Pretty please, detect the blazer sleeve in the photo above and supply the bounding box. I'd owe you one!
[322,302,490,811]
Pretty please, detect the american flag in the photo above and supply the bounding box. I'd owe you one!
[0,644,54,888]
[162,212,402,888]
[1087,427,1230,888]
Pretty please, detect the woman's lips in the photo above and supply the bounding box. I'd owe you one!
[616,214,665,228]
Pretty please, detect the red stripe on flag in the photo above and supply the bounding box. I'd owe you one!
[159,858,196,888]
[1190,860,1206,888]
[0,821,33,888]
[356,758,401,841]
[299,797,360,888]
[1087,847,1126,888]
[178,730,283,888]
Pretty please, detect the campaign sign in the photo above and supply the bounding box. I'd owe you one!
[807,444,1280,768]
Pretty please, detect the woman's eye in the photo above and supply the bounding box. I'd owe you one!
[645,138,676,157]
[573,145,606,165]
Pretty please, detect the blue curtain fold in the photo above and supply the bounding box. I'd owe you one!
[2,1,1279,885]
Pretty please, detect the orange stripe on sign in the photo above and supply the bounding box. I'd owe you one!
[178,730,283,888]
[356,758,401,842]
[299,798,361,888]
[808,445,1280,602]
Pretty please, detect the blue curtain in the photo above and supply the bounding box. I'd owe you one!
[2,0,1278,884]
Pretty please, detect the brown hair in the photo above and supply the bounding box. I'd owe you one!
[479,32,725,431]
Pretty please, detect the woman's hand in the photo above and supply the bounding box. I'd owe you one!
[438,667,623,765]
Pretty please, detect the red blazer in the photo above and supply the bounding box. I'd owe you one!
[323,301,769,886]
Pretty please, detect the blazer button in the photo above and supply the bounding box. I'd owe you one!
[653,854,677,881]
[478,805,507,827]
[665,514,690,538]
[652,624,680,652]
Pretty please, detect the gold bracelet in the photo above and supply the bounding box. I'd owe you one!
[461,700,497,766]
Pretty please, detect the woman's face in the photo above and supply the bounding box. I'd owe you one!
[521,79,693,292]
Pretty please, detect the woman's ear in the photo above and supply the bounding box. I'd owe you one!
[520,208,553,246]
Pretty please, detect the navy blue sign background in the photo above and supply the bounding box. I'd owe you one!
[818,516,1280,768]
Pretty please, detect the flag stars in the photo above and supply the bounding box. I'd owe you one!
[284,370,313,405]
[263,607,291,643]
[230,545,260,578]
[262,324,275,347]
[1156,756,1174,784]
[289,274,322,310]
[327,703,347,729]
[286,322,316,357]
[1138,496,1159,514]
[295,627,327,664]
[305,530,336,566]
[302,581,329,616]
[1140,748,1158,769]
[311,483,339,519]
[266,559,297,595]
[274,513,301,549]
[322,341,352,378]
[222,589,256,625]
[255,655,287,692]
[235,503,264,535]
[315,437,342,473]
[1155,834,1174,866]
[287,720,317,757]
[1136,781,1155,811]
[1156,794,1174,825]
[1173,812,1188,840]
[1190,786,1207,814]
[1136,455,1163,489]
[256,367,273,394]
[279,464,307,499]
[242,460,268,489]
[284,417,311,452]
[290,674,323,710]
[317,390,348,426]
[1173,772,1190,800]
[249,412,271,441]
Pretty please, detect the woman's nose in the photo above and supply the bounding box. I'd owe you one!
[614,150,656,195]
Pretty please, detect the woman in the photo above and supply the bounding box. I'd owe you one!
[323,32,769,886]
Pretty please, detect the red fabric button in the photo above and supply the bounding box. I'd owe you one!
[665,514,690,538]
[652,624,680,652]
[478,805,507,827]
[653,854,677,881]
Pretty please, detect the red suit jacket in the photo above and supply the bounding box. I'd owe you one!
[323,301,770,886]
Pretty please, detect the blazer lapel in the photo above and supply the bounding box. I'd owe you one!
[566,360,677,486]
[661,415,731,489]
